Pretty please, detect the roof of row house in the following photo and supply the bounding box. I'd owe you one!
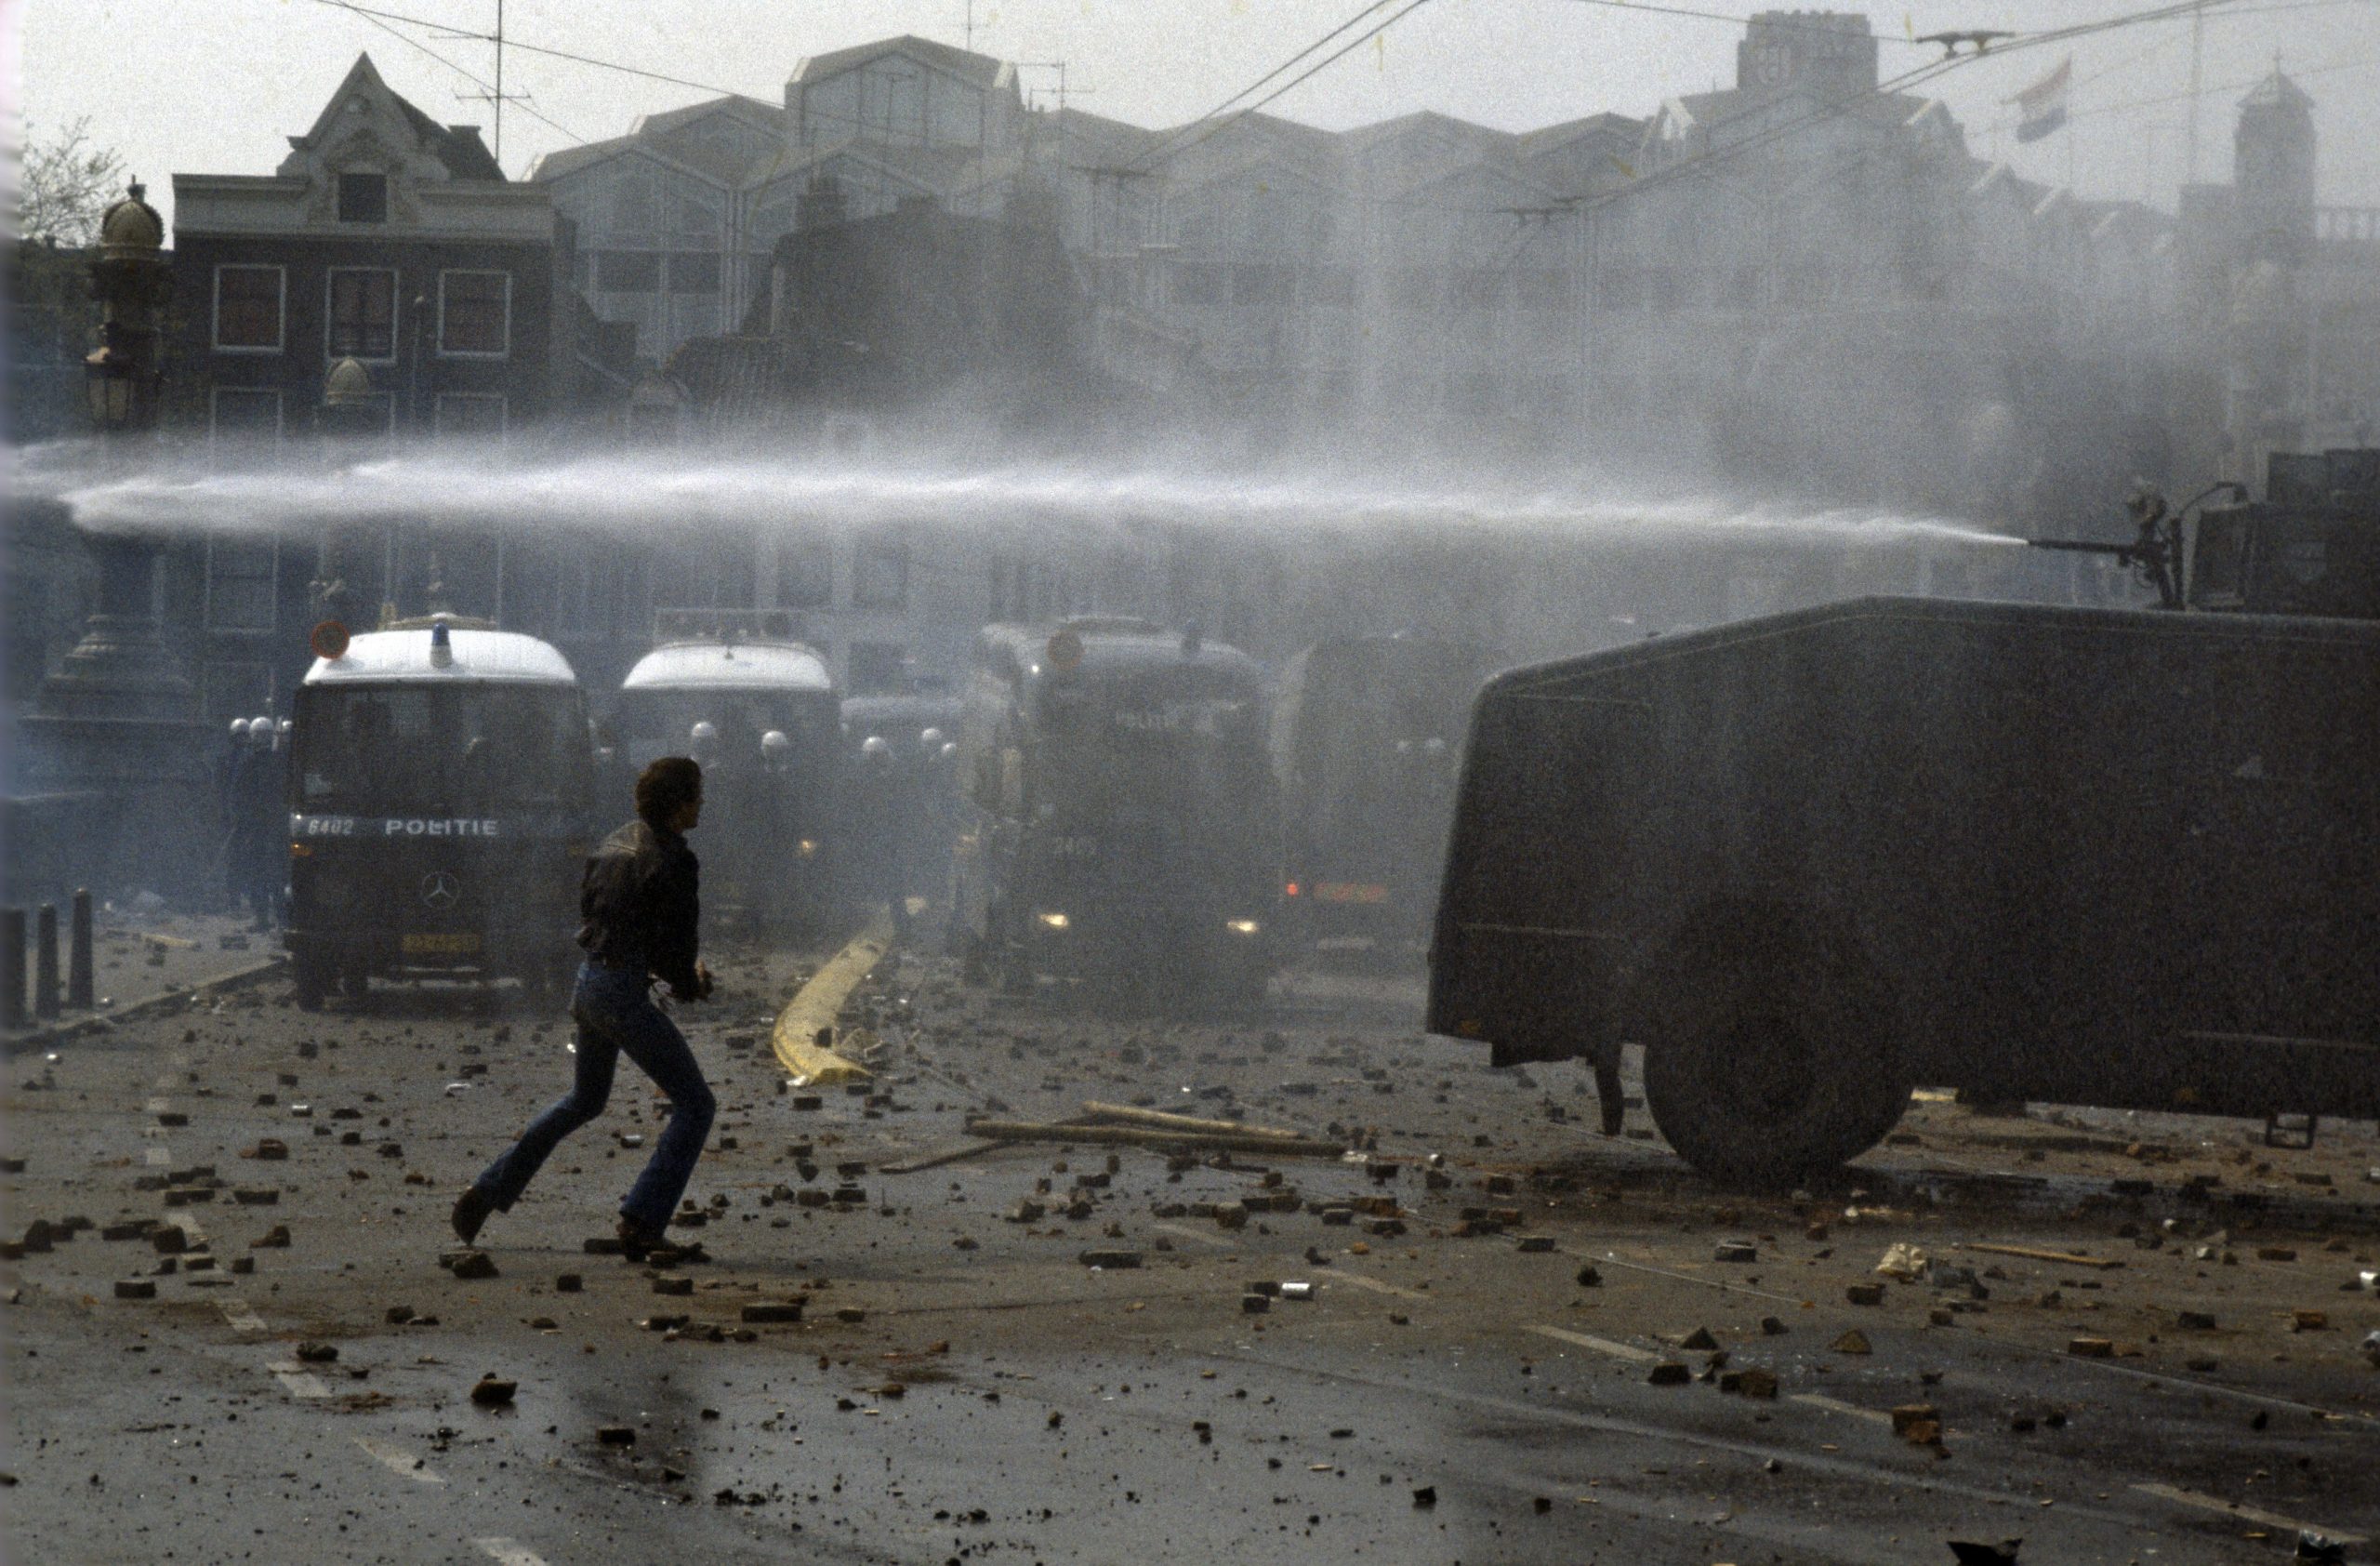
[789,34,1015,92]
[283,54,504,181]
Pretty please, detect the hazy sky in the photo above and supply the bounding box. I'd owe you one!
[17,0,2380,233]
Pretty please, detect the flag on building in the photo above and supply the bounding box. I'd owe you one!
[2011,57,2072,143]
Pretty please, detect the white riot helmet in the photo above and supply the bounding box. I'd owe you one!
[760,729,792,764]
[275,718,293,750]
[228,717,250,742]
[245,716,276,745]
[919,726,945,753]
[688,721,720,761]
[860,736,892,763]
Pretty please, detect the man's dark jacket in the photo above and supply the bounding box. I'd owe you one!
[577,819,700,995]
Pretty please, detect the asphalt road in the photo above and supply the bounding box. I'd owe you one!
[5,926,2377,1564]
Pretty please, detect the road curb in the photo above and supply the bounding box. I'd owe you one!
[4,952,287,1057]
[771,918,892,1085]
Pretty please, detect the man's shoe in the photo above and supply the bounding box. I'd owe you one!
[451,1187,495,1246]
[615,1214,667,1262]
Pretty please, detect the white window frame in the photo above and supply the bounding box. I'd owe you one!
[433,392,509,439]
[323,266,400,365]
[211,263,286,354]
[207,386,284,443]
[436,269,513,359]
[204,537,281,633]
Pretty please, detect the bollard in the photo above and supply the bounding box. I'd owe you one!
[69,889,95,1010]
[1,908,24,1030]
[35,904,60,1020]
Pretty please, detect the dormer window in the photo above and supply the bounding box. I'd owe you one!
[337,172,389,223]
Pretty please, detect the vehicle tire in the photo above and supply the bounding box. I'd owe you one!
[337,957,372,1002]
[293,951,330,1011]
[1641,930,1911,1189]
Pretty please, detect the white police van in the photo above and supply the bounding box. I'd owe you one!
[285,616,592,1006]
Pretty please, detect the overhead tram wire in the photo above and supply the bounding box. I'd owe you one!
[1224,0,2255,221]
[1111,0,1414,173]
[1120,0,1442,177]
[1533,0,2254,228]
[312,0,925,148]
[316,0,588,148]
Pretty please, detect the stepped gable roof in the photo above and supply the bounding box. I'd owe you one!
[283,54,505,180]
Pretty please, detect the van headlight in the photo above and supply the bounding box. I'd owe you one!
[1036,911,1070,930]
[1225,919,1261,936]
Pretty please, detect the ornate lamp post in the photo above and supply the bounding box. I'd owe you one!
[20,181,217,901]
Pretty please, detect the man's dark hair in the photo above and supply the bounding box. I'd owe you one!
[635,756,703,829]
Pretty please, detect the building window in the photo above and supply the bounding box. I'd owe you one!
[610,174,657,236]
[434,393,508,438]
[208,387,284,440]
[668,252,721,294]
[775,537,832,609]
[205,539,278,631]
[337,172,389,223]
[326,268,397,360]
[213,265,285,352]
[846,641,908,697]
[853,531,908,610]
[595,250,660,291]
[438,271,510,356]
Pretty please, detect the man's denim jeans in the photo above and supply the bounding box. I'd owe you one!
[473,962,715,1233]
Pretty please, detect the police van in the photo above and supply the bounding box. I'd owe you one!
[950,618,1280,1006]
[285,617,593,1007]
[613,637,840,932]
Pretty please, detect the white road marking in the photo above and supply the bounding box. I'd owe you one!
[355,1437,443,1485]
[270,1363,330,1400]
[1790,1393,1894,1427]
[169,1213,206,1244]
[475,1538,550,1566]
[145,1096,170,1115]
[1151,1222,1236,1249]
[1526,1324,1661,1363]
[144,1147,171,1166]
[1326,1271,1423,1301]
[2133,1482,2366,1544]
[220,1299,266,1334]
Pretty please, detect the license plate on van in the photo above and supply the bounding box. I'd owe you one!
[402,933,481,955]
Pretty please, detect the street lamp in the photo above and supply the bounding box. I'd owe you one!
[82,180,170,436]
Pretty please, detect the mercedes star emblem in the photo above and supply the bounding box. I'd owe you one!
[420,871,462,909]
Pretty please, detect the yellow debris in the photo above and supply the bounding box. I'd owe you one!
[772,918,892,1085]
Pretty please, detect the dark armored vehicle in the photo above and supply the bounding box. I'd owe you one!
[951,618,1279,1004]
[286,618,593,1006]
[1271,637,1505,956]
[1429,454,2380,1186]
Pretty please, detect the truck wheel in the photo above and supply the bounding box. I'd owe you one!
[1642,941,1910,1188]
[292,952,330,1011]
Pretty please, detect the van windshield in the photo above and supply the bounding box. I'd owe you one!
[1036,668,1269,806]
[295,683,587,814]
